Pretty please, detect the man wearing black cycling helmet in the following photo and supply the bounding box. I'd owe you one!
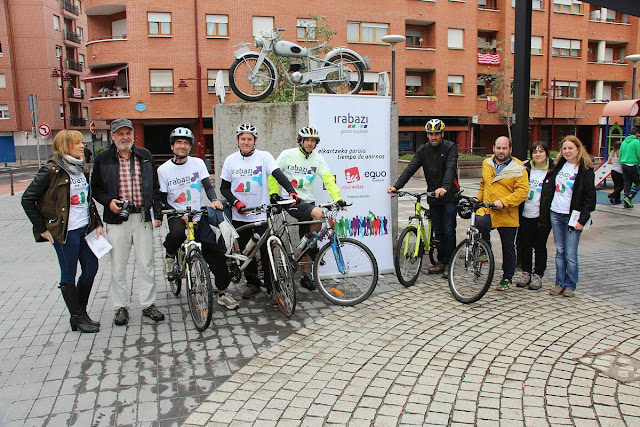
[220,123,299,299]
[158,127,239,310]
[388,118,460,278]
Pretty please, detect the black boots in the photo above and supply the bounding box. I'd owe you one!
[59,283,99,333]
[77,282,100,327]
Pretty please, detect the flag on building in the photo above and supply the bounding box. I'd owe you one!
[73,88,82,98]
[477,53,501,65]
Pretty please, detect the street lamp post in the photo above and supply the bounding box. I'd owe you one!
[50,54,70,129]
[625,54,640,99]
[381,35,406,102]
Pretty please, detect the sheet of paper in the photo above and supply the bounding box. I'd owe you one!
[84,229,113,258]
[568,210,591,230]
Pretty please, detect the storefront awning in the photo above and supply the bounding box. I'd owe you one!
[83,64,128,83]
[601,99,640,117]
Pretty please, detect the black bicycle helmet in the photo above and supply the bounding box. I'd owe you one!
[457,199,474,219]
[425,118,446,133]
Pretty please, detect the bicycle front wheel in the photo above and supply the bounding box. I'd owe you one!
[428,228,438,266]
[314,238,378,306]
[269,239,296,317]
[186,252,214,331]
[167,275,182,297]
[394,226,424,287]
[449,238,494,304]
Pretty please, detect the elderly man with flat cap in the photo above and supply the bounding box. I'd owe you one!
[92,118,165,326]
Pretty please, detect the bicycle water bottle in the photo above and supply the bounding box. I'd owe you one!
[243,233,260,255]
[297,233,311,251]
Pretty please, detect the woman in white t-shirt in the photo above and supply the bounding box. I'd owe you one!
[516,141,554,291]
[22,130,104,332]
[607,141,623,204]
[539,135,596,298]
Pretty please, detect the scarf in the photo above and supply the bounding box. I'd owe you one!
[61,155,86,175]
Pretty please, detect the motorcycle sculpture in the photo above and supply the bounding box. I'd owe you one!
[229,28,370,102]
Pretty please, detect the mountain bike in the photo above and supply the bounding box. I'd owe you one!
[162,207,214,331]
[392,191,439,287]
[274,201,379,306]
[448,195,496,304]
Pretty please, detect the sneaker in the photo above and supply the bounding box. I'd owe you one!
[163,256,176,279]
[242,285,261,299]
[563,288,575,297]
[217,293,239,310]
[529,274,543,290]
[623,197,634,208]
[516,272,531,288]
[300,275,316,290]
[441,264,449,280]
[142,304,165,322]
[549,284,564,296]
[114,307,129,326]
[496,278,512,291]
[428,263,445,274]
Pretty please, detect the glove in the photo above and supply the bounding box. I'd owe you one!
[336,199,347,208]
[234,199,247,214]
[270,193,283,204]
[289,192,300,204]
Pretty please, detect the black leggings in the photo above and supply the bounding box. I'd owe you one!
[518,216,551,277]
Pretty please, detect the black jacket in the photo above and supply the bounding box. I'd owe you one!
[393,139,459,204]
[91,143,162,224]
[539,157,596,228]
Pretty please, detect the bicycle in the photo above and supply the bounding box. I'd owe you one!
[448,194,496,304]
[274,200,379,306]
[392,191,439,287]
[162,207,214,331]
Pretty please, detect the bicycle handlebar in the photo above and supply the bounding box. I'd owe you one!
[161,206,210,218]
[317,201,352,211]
[392,190,437,199]
[240,198,297,215]
[457,194,496,210]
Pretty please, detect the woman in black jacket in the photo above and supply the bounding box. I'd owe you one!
[539,135,596,298]
[22,130,104,333]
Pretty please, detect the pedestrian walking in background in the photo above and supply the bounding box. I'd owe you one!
[539,135,596,298]
[21,130,103,333]
[607,141,623,205]
[620,127,640,208]
[516,141,554,291]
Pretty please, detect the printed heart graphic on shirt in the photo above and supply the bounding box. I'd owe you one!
[234,182,251,192]
[291,179,299,188]
[70,194,80,205]
[174,192,187,203]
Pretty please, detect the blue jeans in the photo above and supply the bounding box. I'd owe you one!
[550,211,581,290]
[53,226,99,285]
[475,215,518,280]
[429,202,457,265]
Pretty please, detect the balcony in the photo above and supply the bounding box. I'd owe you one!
[66,59,83,72]
[67,87,85,100]
[64,29,82,44]
[61,0,79,16]
[70,117,86,127]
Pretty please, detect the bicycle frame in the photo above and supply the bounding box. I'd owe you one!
[400,193,434,258]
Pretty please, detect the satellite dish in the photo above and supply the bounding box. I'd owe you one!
[215,70,226,104]
[377,72,389,97]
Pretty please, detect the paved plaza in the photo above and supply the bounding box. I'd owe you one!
[0,173,639,426]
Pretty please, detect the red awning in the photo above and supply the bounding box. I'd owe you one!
[601,100,640,117]
[83,64,127,83]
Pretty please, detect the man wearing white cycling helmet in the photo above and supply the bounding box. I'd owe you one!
[268,126,346,291]
[388,118,460,278]
[157,127,239,310]
[220,123,300,299]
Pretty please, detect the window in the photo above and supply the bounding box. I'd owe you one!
[478,31,497,53]
[587,42,626,63]
[253,16,274,37]
[206,15,228,37]
[590,8,628,24]
[347,22,388,43]
[405,23,435,49]
[0,73,5,89]
[448,75,464,94]
[207,69,230,91]
[478,0,498,10]
[511,35,543,54]
[77,27,83,41]
[297,18,316,41]
[148,12,171,36]
[82,106,89,120]
[406,30,422,47]
[552,81,579,98]
[512,0,543,9]
[0,105,9,119]
[55,45,62,58]
[0,42,3,57]
[405,70,435,96]
[57,77,62,90]
[554,0,582,14]
[552,38,581,57]
[477,74,494,98]
[78,53,85,67]
[53,15,60,31]
[360,72,381,94]
[150,69,173,92]
[60,105,65,120]
[448,28,464,49]
[530,79,542,96]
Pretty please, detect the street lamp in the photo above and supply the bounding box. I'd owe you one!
[625,54,640,99]
[50,54,71,129]
[381,35,406,102]
[176,69,205,159]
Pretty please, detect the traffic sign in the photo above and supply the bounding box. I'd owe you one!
[38,123,51,137]
[89,121,96,134]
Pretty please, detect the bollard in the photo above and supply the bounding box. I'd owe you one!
[10,171,14,196]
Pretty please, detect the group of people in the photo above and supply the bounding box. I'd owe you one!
[388,118,596,298]
[22,118,345,332]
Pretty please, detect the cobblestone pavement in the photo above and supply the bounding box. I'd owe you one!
[1,177,639,426]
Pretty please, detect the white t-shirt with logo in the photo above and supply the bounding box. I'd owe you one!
[551,161,578,215]
[158,157,210,214]
[522,167,547,218]
[221,149,277,221]
[67,172,90,231]
[275,148,332,203]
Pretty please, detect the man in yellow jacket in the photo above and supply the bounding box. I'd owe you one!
[475,136,528,291]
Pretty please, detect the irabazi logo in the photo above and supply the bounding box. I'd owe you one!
[344,167,360,183]
[335,113,370,134]
[364,170,387,182]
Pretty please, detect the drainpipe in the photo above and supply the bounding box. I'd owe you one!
[193,0,205,159]
[545,3,552,120]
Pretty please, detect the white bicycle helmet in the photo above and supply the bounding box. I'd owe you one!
[425,118,446,133]
[169,127,194,144]
[297,126,320,143]
[236,123,258,138]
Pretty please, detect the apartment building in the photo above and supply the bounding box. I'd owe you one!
[4,1,637,161]
[0,0,95,162]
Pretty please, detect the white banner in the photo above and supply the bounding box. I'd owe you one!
[309,94,393,273]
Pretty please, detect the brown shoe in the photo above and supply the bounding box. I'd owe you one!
[242,285,261,299]
[563,288,575,297]
[428,263,445,274]
[549,284,564,296]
